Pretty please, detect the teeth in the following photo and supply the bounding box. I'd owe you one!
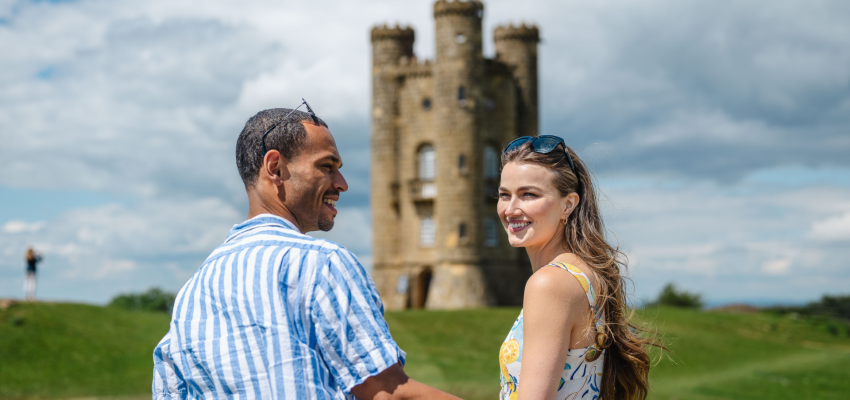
[323,199,337,207]
[509,222,530,229]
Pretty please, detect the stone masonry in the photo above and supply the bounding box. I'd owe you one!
[370,0,539,310]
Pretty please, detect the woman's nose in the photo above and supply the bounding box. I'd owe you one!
[504,197,522,216]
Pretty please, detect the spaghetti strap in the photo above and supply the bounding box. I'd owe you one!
[545,262,597,307]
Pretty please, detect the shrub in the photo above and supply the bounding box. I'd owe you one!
[108,287,176,313]
[647,283,703,309]
[765,294,850,321]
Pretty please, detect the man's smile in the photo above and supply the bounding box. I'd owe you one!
[323,197,338,213]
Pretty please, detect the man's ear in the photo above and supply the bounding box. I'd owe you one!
[262,150,290,186]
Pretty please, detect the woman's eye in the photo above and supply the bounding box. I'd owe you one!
[498,193,510,199]
[522,192,538,198]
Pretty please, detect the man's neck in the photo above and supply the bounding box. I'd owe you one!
[246,189,303,233]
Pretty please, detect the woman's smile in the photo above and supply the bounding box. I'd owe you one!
[507,218,532,233]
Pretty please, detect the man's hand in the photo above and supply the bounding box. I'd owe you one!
[350,363,462,400]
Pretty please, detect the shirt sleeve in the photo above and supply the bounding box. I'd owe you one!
[308,247,406,394]
[152,332,187,400]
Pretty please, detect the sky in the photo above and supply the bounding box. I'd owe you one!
[1,0,848,306]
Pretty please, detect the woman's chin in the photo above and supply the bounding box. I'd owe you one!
[507,237,529,248]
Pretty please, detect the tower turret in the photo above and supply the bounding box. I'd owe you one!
[428,0,488,308]
[434,0,483,62]
[494,24,540,136]
[371,25,415,66]
[371,25,415,274]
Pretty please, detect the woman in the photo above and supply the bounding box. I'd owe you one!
[497,136,653,400]
[24,247,42,301]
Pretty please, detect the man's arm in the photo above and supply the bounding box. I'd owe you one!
[350,363,461,400]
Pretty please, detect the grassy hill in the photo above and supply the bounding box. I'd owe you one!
[1,301,849,399]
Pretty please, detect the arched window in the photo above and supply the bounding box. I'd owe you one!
[418,145,436,181]
[420,217,436,247]
[483,146,499,179]
[485,218,499,247]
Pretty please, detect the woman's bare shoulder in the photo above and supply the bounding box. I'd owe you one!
[524,264,591,309]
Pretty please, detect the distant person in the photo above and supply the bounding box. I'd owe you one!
[24,247,42,301]
[497,136,655,400]
[152,101,460,400]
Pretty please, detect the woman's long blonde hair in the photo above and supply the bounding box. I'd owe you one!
[503,142,658,400]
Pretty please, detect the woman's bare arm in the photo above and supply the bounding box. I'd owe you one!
[517,267,589,400]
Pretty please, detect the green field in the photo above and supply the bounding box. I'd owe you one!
[1,302,849,399]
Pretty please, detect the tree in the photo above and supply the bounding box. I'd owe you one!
[648,283,703,309]
[109,287,176,313]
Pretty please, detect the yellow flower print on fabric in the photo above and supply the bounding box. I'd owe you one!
[501,339,520,364]
[499,339,520,383]
[500,358,509,381]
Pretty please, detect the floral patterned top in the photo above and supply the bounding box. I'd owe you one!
[499,262,605,400]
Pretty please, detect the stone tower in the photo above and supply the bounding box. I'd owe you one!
[370,0,540,310]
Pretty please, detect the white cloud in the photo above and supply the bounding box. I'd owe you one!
[2,220,45,234]
[761,258,792,276]
[809,212,850,241]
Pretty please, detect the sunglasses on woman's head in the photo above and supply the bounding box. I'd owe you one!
[503,135,577,175]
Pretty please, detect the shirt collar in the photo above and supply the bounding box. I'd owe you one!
[225,214,299,243]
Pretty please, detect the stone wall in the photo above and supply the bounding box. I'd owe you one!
[371,0,539,310]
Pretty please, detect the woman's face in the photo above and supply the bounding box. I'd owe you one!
[497,161,572,249]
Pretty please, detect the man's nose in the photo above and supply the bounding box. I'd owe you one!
[334,170,349,193]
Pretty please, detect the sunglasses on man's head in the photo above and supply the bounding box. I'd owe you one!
[260,98,320,156]
[503,135,577,175]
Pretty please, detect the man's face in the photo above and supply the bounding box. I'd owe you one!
[282,122,348,232]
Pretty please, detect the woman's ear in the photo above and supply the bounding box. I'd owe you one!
[563,192,580,217]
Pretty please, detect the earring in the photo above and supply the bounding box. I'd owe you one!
[561,217,567,225]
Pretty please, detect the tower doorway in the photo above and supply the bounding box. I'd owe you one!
[414,267,433,308]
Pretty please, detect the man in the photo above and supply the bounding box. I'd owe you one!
[152,104,459,400]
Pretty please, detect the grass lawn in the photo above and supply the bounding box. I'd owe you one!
[386,307,850,400]
[2,302,849,399]
[0,302,170,400]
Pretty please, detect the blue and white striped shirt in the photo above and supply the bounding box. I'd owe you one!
[152,214,405,399]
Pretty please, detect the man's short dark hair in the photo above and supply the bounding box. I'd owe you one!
[236,108,329,187]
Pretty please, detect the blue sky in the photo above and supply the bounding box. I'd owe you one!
[1,0,848,305]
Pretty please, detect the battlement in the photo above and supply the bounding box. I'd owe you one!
[371,24,415,42]
[433,0,483,18]
[493,23,540,42]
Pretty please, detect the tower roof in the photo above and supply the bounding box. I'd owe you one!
[433,0,484,18]
[371,24,415,42]
[493,24,540,42]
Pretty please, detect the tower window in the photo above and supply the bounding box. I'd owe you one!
[458,154,467,173]
[420,217,436,247]
[459,223,467,240]
[484,146,499,179]
[485,218,499,247]
[456,34,467,44]
[418,145,435,181]
[422,98,432,110]
[458,86,466,101]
